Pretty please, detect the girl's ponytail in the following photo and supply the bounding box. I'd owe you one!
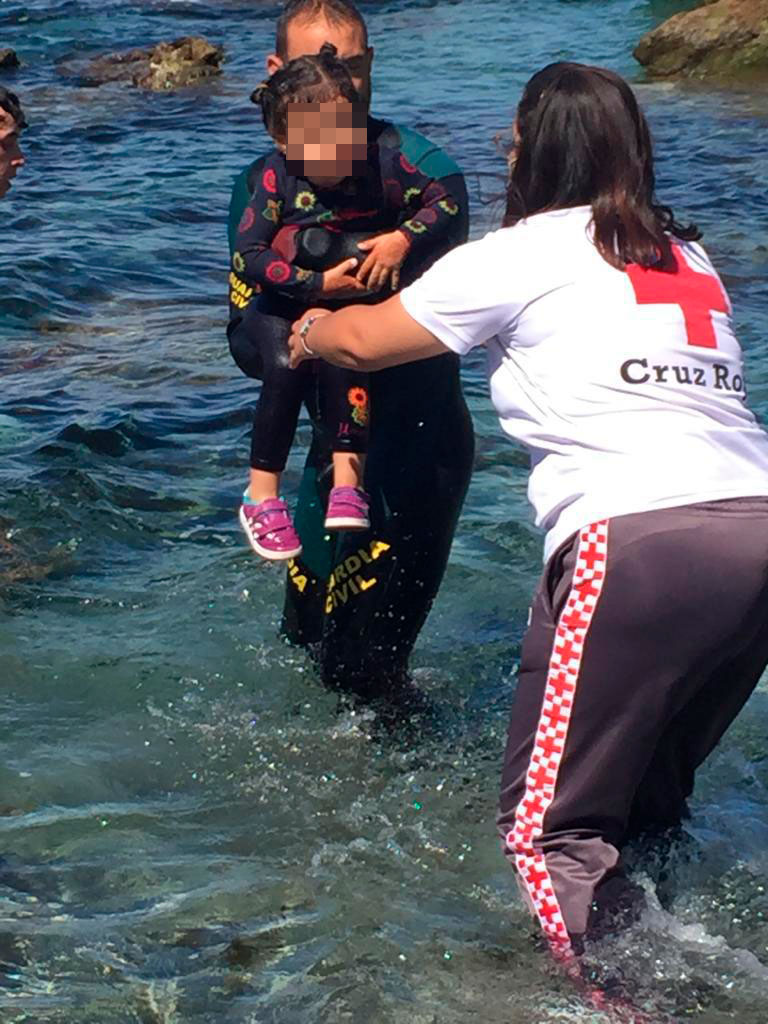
[250,80,279,139]
[249,43,358,143]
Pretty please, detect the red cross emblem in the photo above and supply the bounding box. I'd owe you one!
[626,244,728,350]
[524,860,550,890]
[528,761,556,791]
[520,793,546,821]
[535,731,564,761]
[538,896,561,923]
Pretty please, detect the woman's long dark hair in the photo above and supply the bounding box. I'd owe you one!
[504,62,700,270]
[251,42,359,143]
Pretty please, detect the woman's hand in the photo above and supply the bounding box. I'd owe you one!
[288,309,331,368]
[356,231,410,292]
[320,257,367,297]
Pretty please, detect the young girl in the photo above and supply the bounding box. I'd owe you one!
[232,44,460,560]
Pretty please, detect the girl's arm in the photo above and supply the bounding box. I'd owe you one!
[355,149,463,289]
[287,295,448,371]
[388,151,461,260]
[233,162,321,299]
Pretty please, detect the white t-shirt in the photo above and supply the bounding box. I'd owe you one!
[400,206,768,561]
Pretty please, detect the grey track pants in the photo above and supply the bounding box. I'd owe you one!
[497,497,768,957]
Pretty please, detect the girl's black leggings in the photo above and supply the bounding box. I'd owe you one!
[229,300,370,473]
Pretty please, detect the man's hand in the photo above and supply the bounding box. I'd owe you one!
[321,257,367,297]
[288,309,331,368]
[356,230,410,291]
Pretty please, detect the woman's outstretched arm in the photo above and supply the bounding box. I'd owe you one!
[288,294,448,372]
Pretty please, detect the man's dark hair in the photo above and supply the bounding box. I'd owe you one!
[504,62,699,271]
[0,86,26,130]
[275,0,368,59]
[253,42,359,142]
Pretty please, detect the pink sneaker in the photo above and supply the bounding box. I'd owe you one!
[324,486,370,531]
[239,496,302,560]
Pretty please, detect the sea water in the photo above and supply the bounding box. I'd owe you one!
[1,0,768,1019]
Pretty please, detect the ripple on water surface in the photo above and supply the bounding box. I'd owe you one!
[1,0,768,1019]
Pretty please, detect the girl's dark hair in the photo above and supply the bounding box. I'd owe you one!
[251,42,359,142]
[504,62,700,270]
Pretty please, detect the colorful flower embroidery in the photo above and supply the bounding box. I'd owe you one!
[423,182,445,203]
[272,224,299,261]
[238,207,256,233]
[232,251,246,273]
[348,386,369,426]
[266,260,292,283]
[262,199,282,223]
[417,207,438,225]
[402,219,427,235]
[295,267,313,282]
[399,154,417,175]
[263,167,278,194]
[295,189,317,211]
[438,198,459,215]
[403,187,422,205]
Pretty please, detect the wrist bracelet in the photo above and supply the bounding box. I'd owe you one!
[299,315,321,357]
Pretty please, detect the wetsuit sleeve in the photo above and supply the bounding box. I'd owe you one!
[383,123,469,287]
[227,164,258,324]
[381,147,462,262]
[233,160,322,299]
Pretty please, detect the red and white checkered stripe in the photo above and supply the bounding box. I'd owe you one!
[508,521,610,959]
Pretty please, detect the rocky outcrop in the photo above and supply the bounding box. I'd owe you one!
[61,36,224,90]
[634,0,768,79]
[0,49,20,70]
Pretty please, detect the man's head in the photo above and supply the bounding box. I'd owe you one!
[0,87,25,199]
[267,0,372,108]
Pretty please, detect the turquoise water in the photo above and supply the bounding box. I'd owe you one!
[1,0,768,1019]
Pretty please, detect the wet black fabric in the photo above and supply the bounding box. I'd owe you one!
[228,118,473,696]
[277,169,472,694]
[280,349,474,695]
[231,299,369,471]
[498,497,768,939]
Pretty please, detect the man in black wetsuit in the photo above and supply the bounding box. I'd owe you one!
[0,87,25,200]
[227,0,474,698]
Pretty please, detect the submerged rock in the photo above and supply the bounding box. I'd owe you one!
[62,36,224,91]
[0,48,20,70]
[634,0,768,79]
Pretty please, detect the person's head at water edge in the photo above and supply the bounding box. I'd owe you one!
[254,43,368,187]
[0,87,26,200]
[266,0,373,108]
[506,61,698,270]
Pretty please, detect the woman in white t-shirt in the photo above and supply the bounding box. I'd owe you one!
[286,62,768,960]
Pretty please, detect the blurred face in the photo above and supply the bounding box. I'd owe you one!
[284,99,367,186]
[0,109,24,198]
[268,15,373,108]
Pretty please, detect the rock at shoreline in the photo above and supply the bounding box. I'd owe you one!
[62,36,224,90]
[0,48,20,70]
[634,0,768,79]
